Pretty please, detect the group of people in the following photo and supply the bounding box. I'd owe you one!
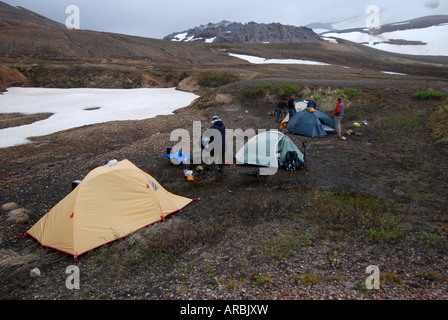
[196,94,346,175]
[274,94,319,122]
[274,94,346,139]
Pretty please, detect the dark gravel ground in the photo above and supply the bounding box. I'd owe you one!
[0,62,447,306]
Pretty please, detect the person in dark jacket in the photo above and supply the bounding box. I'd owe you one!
[287,94,296,118]
[275,99,288,122]
[202,116,226,172]
[307,96,317,109]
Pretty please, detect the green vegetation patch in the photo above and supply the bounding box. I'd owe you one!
[195,71,241,88]
[380,272,403,287]
[336,87,362,99]
[292,273,325,285]
[193,71,266,88]
[419,271,446,282]
[89,217,230,272]
[236,83,299,100]
[250,274,272,286]
[429,103,448,144]
[413,91,446,100]
[303,190,407,243]
[390,111,426,133]
[422,232,446,247]
[258,232,314,259]
[374,111,426,135]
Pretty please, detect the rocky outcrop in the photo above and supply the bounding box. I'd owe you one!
[164,20,322,43]
[0,65,33,91]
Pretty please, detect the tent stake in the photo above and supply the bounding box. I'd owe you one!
[301,140,308,172]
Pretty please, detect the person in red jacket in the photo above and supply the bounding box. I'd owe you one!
[334,97,346,140]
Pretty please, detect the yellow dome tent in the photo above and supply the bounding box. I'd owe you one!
[26,159,193,259]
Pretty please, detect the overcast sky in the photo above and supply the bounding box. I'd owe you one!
[2,0,447,38]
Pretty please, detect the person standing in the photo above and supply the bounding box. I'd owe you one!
[202,115,227,172]
[334,97,346,140]
[307,96,317,109]
[275,98,288,123]
[288,94,296,119]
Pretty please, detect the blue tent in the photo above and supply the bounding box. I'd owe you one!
[287,109,335,137]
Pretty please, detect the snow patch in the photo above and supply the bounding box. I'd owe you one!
[228,53,331,65]
[381,71,407,75]
[172,32,188,41]
[324,24,448,56]
[0,87,199,148]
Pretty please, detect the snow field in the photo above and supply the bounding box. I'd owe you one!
[0,87,199,148]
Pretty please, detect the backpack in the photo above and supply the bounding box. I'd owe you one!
[284,151,299,171]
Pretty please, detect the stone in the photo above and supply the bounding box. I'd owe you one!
[7,208,29,224]
[1,202,19,211]
[30,268,41,278]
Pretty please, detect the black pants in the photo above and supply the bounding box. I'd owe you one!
[289,108,296,118]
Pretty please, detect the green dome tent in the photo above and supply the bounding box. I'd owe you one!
[235,131,304,175]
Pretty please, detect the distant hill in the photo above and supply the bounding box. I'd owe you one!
[0,1,63,27]
[1,0,447,89]
[163,20,322,43]
[0,1,229,64]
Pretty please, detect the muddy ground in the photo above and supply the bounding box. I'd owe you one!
[0,61,448,304]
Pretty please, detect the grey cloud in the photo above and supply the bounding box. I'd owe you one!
[1,0,442,38]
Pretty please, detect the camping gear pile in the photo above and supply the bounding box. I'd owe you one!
[165,147,215,181]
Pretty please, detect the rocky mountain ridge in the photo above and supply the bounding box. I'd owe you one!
[163,20,322,43]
